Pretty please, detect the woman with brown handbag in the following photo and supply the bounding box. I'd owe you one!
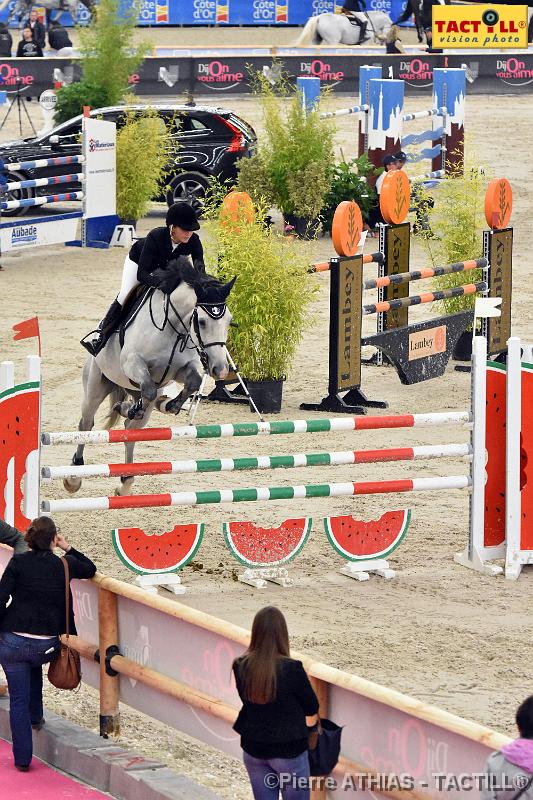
[0,516,96,772]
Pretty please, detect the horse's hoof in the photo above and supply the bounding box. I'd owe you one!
[63,477,82,494]
[115,479,134,496]
[113,401,132,419]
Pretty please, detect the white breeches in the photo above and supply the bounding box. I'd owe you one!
[117,257,140,305]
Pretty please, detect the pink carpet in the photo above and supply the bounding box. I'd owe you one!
[0,737,112,799]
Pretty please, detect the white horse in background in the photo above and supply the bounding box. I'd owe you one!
[0,0,95,24]
[296,12,392,46]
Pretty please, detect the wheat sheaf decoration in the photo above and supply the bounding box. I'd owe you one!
[498,180,510,229]
[347,204,359,252]
[394,174,407,221]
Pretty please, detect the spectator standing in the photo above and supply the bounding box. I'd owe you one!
[48,20,73,55]
[233,606,319,800]
[481,696,533,799]
[0,22,12,57]
[0,517,96,772]
[16,27,43,57]
[27,8,46,51]
[385,25,406,54]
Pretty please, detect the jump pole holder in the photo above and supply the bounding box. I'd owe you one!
[301,176,514,412]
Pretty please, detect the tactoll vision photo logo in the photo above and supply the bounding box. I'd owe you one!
[432,4,528,48]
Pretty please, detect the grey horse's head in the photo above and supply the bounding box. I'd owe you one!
[165,259,236,381]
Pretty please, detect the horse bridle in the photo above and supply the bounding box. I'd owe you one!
[192,303,229,371]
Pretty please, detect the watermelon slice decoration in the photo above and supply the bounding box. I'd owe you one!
[111,524,204,574]
[223,518,312,567]
[0,380,40,530]
[324,510,411,561]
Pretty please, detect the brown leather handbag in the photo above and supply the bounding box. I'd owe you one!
[48,557,81,690]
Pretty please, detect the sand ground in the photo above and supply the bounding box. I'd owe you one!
[0,26,532,799]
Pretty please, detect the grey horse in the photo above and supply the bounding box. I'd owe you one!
[0,0,94,24]
[64,261,235,497]
[296,11,392,45]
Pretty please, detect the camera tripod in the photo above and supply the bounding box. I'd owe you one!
[0,78,37,138]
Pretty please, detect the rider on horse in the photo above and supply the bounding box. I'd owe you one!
[340,0,368,42]
[81,202,205,357]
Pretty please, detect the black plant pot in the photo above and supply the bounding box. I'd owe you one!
[452,330,473,362]
[247,379,284,414]
[284,214,321,240]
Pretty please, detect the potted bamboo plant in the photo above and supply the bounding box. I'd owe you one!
[237,72,334,239]
[211,198,317,413]
[421,163,486,361]
[115,107,173,226]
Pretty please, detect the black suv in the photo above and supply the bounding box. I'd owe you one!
[0,104,256,217]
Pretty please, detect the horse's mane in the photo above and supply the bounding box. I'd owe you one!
[167,257,228,304]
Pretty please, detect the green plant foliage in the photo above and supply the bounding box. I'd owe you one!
[422,163,486,315]
[212,201,317,380]
[237,71,334,218]
[54,0,151,123]
[54,81,110,125]
[321,154,379,231]
[115,109,173,222]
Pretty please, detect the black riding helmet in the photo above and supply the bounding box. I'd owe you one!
[165,202,200,231]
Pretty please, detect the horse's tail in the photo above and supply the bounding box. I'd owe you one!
[104,385,128,430]
[295,16,321,45]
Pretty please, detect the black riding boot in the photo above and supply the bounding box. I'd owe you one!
[80,300,123,357]
[358,20,368,41]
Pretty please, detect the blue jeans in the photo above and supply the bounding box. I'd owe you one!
[0,632,60,766]
[243,750,311,800]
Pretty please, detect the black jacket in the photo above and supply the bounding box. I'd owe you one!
[48,26,72,50]
[0,547,96,636]
[29,19,46,49]
[134,227,205,287]
[233,657,319,756]
[0,29,12,57]
[0,519,28,555]
[16,40,43,57]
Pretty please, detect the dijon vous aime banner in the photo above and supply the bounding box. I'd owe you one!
[432,5,529,49]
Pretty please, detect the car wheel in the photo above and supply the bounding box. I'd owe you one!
[166,172,210,215]
[2,170,33,217]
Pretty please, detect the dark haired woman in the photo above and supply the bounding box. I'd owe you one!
[0,517,96,772]
[482,696,533,799]
[233,606,319,799]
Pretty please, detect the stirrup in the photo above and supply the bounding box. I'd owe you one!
[80,330,103,357]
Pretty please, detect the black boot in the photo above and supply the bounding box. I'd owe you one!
[80,300,123,357]
[358,20,368,42]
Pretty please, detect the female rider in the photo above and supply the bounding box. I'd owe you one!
[81,202,205,357]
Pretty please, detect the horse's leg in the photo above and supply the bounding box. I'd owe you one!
[118,353,158,420]
[157,363,203,415]
[64,359,115,494]
[114,402,156,496]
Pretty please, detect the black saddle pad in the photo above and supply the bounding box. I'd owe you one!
[118,286,153,348]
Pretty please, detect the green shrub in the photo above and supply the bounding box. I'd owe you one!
[422,163,487,315]
[54,0,150,124]
[212,202,317,380]
[54,81,110,125]
[237,72,334,219]
[321,154,379,231]
[115,109,173,222]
